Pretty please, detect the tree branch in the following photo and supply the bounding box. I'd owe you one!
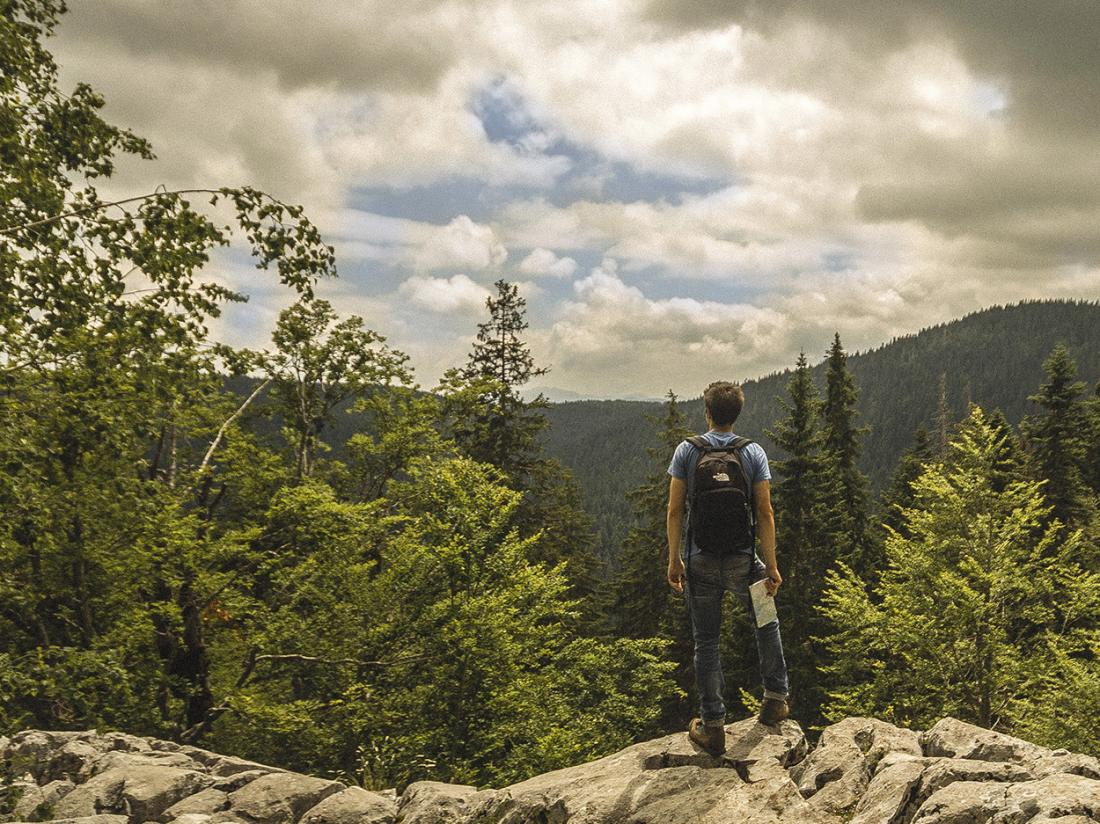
[197,377,271,476]
[0,189,224,236]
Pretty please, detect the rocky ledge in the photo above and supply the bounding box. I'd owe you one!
[2,716,1097,824]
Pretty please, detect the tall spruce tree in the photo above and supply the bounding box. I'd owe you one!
[453,279,548,475]
[820,333,872,575]
[1021,344,1092,528]
[767,351,825,595]
[1085,380,1100,495]
[446,280,599,597]
[878,425,934,540]
[766,350,830,726]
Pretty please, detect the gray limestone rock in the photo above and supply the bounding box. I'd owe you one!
[211,772,270,793]
[1027,750,1100,781]
[849,757,931,824]
[159,789,228,821]
[4,732,98,783]
[226,773,343,824]
[790,717,922,816]
[910,773,1100,824]
[12,778,75,820]
[82,752,202,783]
[463,720,825,824]
[53,765,212,823]
[910,757,1034,810]
[299,787,395,824]
[395,782,482,824]
[5,719,1098,824]
[920,717,1048,764]
[50,770,127,820]
[177,749,280,780]
[6,816,130,824]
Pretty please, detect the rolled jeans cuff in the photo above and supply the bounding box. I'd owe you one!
[703,717,725,728]
[763,689,788,701]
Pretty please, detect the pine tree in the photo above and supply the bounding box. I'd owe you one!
[878,425,934,540]
[1021,344,1092,527]
[934,372,952,453]
[766,351,830,726]
[818,406,1099,749]
[445,280,599,599]
[1085,381,1100,494]
[819,333,872,574]
[767,351,826,594]
[453,279,547,476]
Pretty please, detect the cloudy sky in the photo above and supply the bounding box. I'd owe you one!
[52,1,1100,399]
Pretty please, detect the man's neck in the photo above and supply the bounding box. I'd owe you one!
[709,425,734,434]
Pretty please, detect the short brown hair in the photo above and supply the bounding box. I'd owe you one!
[704,381,745,426]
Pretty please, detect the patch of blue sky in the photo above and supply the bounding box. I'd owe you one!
[594,160,728,206]
[823,250,856,272]
[472,78,732,205]
[352,78,733,226]
[352,178,508,224]
[328,256,407,297]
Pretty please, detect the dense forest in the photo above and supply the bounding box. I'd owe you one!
[1,1,1097,799]
[542,299,1100,567]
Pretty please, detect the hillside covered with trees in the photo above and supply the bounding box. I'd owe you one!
[1,1,1096,797]
[543,299,1100,567]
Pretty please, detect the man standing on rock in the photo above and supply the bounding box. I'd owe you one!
[666,381,790,756]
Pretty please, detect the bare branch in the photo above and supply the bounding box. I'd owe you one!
[253,653,411,668]
[197,377,271,476]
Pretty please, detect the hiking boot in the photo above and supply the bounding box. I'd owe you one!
[688,718,726,756]
[758,697,790,726]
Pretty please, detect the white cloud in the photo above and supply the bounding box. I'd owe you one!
[537,261,790,395]
[518,247,578,278]
[399,274,491,315]
[413,216,508,272]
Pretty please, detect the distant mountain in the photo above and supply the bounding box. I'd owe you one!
[523,386,665,403]
[542,299,1100,568]
[523,386,591,403]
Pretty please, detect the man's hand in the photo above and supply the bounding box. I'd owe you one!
[764,565,782,597]
[668,555,685,593]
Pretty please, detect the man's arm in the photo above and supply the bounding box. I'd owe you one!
[666,476,687,593]
[754,479,782,596]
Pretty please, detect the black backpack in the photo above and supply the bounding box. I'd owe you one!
[686,435,756,554]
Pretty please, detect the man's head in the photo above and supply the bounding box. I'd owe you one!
[704,381,745,426]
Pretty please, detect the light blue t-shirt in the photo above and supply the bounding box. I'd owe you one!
[668,430,771,556]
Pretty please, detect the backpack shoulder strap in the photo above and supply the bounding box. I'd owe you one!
[683,436,708,508]
[729,437,757,527]
[687,435,710,451]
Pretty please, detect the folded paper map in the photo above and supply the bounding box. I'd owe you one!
[749,579,778,628]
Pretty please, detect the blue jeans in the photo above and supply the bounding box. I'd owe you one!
[685,550,789,725]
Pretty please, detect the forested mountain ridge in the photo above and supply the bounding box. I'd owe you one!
[231,299,1100,568]
[541,299,1100,565]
